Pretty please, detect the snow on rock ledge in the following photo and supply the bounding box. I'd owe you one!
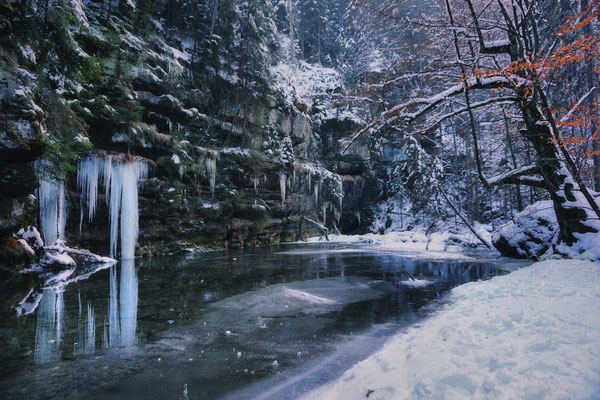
[492,200,557,260]
[303,259,600,400]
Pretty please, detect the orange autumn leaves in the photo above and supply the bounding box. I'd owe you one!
[551,0,600,169]
[466,1,599,169]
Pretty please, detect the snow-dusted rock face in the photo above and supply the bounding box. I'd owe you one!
[0,0,374,262]
[492,201,557,260]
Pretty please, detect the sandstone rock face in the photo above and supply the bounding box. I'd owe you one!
[0,85,45,163]
[0,195,36,234]
[0,0,375,260]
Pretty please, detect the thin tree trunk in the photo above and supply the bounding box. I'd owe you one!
[437,185,491,248]
[210,0,219,35]
[503,111,523,211]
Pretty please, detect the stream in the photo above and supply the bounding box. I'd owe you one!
[0,243,510,399]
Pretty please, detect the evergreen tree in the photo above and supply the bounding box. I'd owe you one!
[235,0,278,101]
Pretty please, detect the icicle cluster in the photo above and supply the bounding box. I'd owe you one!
[77,156,102,223]
[78,154,148,259]
[38,180,67,246]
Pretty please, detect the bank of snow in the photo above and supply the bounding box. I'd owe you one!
[303,259,600,400]
[302,231,495,261]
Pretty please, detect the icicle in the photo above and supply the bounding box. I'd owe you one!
[357,211,361,227]
[103,158,113,204]
[78,154,148,259]
[108,163,123,259]
[119,164,140,260]
[203,157,217,198]
[77,155,102,222]
[322,203,327,226]
[337,177,344,211]
[79,198,84,234]
[279,172,287,204]
[314,182,319,207]
[109,159,147,259]
[38,179,66,245]
[308,173,312,192]
[252,176,259,194]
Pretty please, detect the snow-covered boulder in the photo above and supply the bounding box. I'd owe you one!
[492,200,557,260]
[44,241,116,266]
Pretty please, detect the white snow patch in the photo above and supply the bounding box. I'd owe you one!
[69,0,89,27]
[220,147,252,157]
[400,279,433,288]
[271,59,343,108]
[304,259,600,400]
[41,252,76,267]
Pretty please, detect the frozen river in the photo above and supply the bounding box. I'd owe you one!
[0,243,508,399]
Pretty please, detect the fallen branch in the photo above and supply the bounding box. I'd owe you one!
[437,185,492,249]
[303,217,329,241]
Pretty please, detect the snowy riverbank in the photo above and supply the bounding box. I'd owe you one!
[301,230,497,261]
[303,259,600,400]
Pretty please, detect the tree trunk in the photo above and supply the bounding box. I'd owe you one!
[581,0,600,191]
[520,101,598,246]
[503,111,523,211]
[210,0,219,35]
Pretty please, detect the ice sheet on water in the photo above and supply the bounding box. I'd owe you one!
[400,279,433,288]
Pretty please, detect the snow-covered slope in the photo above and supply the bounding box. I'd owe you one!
[303,259,600,400]
[271,59,343,107]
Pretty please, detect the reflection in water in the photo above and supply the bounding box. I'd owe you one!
[86,302,96,353]
[33,261,139,365]
[109,265,120,346]
[119,259,138,346]
[108,260,139,347]
[34,290,64,364]
[75,301,97,356]
[12,248,508,400]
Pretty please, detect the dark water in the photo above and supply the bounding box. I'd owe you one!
[0,244,508,399]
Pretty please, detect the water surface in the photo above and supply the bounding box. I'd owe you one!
[0,243,508,399]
